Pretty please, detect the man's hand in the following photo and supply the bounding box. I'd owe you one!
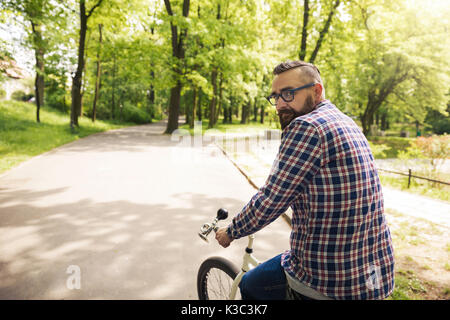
[215,227,233,248]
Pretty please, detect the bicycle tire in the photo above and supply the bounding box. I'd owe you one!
[197,256,240,300]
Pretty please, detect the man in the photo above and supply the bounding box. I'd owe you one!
[215,60,395,300]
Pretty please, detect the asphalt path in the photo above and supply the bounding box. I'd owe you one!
[0,120,290,299]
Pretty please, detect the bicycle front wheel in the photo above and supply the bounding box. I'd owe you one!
[197,256,240,300]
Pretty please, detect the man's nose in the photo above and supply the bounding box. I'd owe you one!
[275,97,288,110]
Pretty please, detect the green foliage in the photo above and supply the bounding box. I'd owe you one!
[1,0,449,129]
[397,145,424,161]
[424,104,450,135]
[119,103,151,124]
[368,136,414,159]
[11,90,33,101]
[368,142,389,159]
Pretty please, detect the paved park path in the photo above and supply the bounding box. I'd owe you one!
[0,120,290,299]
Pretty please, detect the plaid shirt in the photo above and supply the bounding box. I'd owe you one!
[227,100,395,300]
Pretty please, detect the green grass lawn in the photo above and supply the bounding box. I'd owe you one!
[0,100,134,175]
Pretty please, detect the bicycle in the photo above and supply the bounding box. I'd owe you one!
[197,208,258,300]
[198,208,317,300]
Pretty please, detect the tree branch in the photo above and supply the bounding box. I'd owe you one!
[164,0,178,57]
[86,0,104,19]
[309,0,341,64]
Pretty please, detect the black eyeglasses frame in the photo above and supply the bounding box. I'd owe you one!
[266,82,316,106]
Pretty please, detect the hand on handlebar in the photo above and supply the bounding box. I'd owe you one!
[215,227,233,248]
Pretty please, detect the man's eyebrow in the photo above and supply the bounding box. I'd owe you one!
[271,86,294,95]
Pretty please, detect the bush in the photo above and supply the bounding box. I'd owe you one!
[45,91,69,113]
[11,90,26,101]
[415,134,450,172]
[425,107,450,134]
[118,103,151,124]
[368,142,390,159]
[11,90,33,102]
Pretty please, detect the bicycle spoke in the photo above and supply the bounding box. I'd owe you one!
[206,268,233,299]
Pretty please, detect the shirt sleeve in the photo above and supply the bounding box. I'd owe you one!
[227,119,323,240]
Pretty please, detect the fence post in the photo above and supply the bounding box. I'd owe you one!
[407,169,412,188]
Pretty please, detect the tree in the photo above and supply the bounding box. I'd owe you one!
[92,23,102,122]
[163,0,190,134]
[70,0,104,129]
[0,0,58,122]
[351,0,450,135]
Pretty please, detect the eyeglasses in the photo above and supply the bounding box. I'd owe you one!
[266,82,316,106]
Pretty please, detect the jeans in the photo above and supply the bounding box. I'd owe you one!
[239,254,287,300]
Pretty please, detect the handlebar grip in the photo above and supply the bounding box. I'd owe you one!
[217,208,228,220]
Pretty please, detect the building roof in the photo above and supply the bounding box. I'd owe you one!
[0,56,29,79]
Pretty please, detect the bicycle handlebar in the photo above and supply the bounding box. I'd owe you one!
[198,208,228,243]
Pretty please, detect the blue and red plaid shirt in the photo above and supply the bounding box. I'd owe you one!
[227,100,395,300]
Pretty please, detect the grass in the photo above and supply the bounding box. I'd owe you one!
[379,174,450,202]
[389,269,428,300]
[0,100,134,175]
[389,268,450,300]
[383,208,449,300]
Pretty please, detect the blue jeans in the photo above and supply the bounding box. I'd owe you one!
[239,254,287,300]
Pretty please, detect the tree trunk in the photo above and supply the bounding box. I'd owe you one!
[299,0,309,61]
[164,0,191,134]
[260,104,265,124]
[31,22,44,123]
[197,90,202,121]
[208,69,218,128]
[186,96,191,125]
[70,0,103,129]
[190,87,197,129]
[228,94,233,123]
[381,112,388,131]
[167,81,182,132]
[241,102,250,124]
[253,99,258,122]
[214,71,223,125]
[147,78,155,122]
[111,53,116,120]
[92,24,102,122]
[71,1,87,128]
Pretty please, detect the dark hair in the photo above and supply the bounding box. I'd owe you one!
[273,60,325,98]
[273,60,320,75]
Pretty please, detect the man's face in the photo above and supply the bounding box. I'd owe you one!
[271,68,317,130]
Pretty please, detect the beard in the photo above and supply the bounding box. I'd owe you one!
[277,94,317,130]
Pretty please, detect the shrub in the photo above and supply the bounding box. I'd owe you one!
[415,135,450,172]
[368,142,390,159]
[119,103,151,124]
[11,90,27,101]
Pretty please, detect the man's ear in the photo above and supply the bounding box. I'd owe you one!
[314,83,323,102]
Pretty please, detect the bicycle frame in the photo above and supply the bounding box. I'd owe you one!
[229,234,260,300]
